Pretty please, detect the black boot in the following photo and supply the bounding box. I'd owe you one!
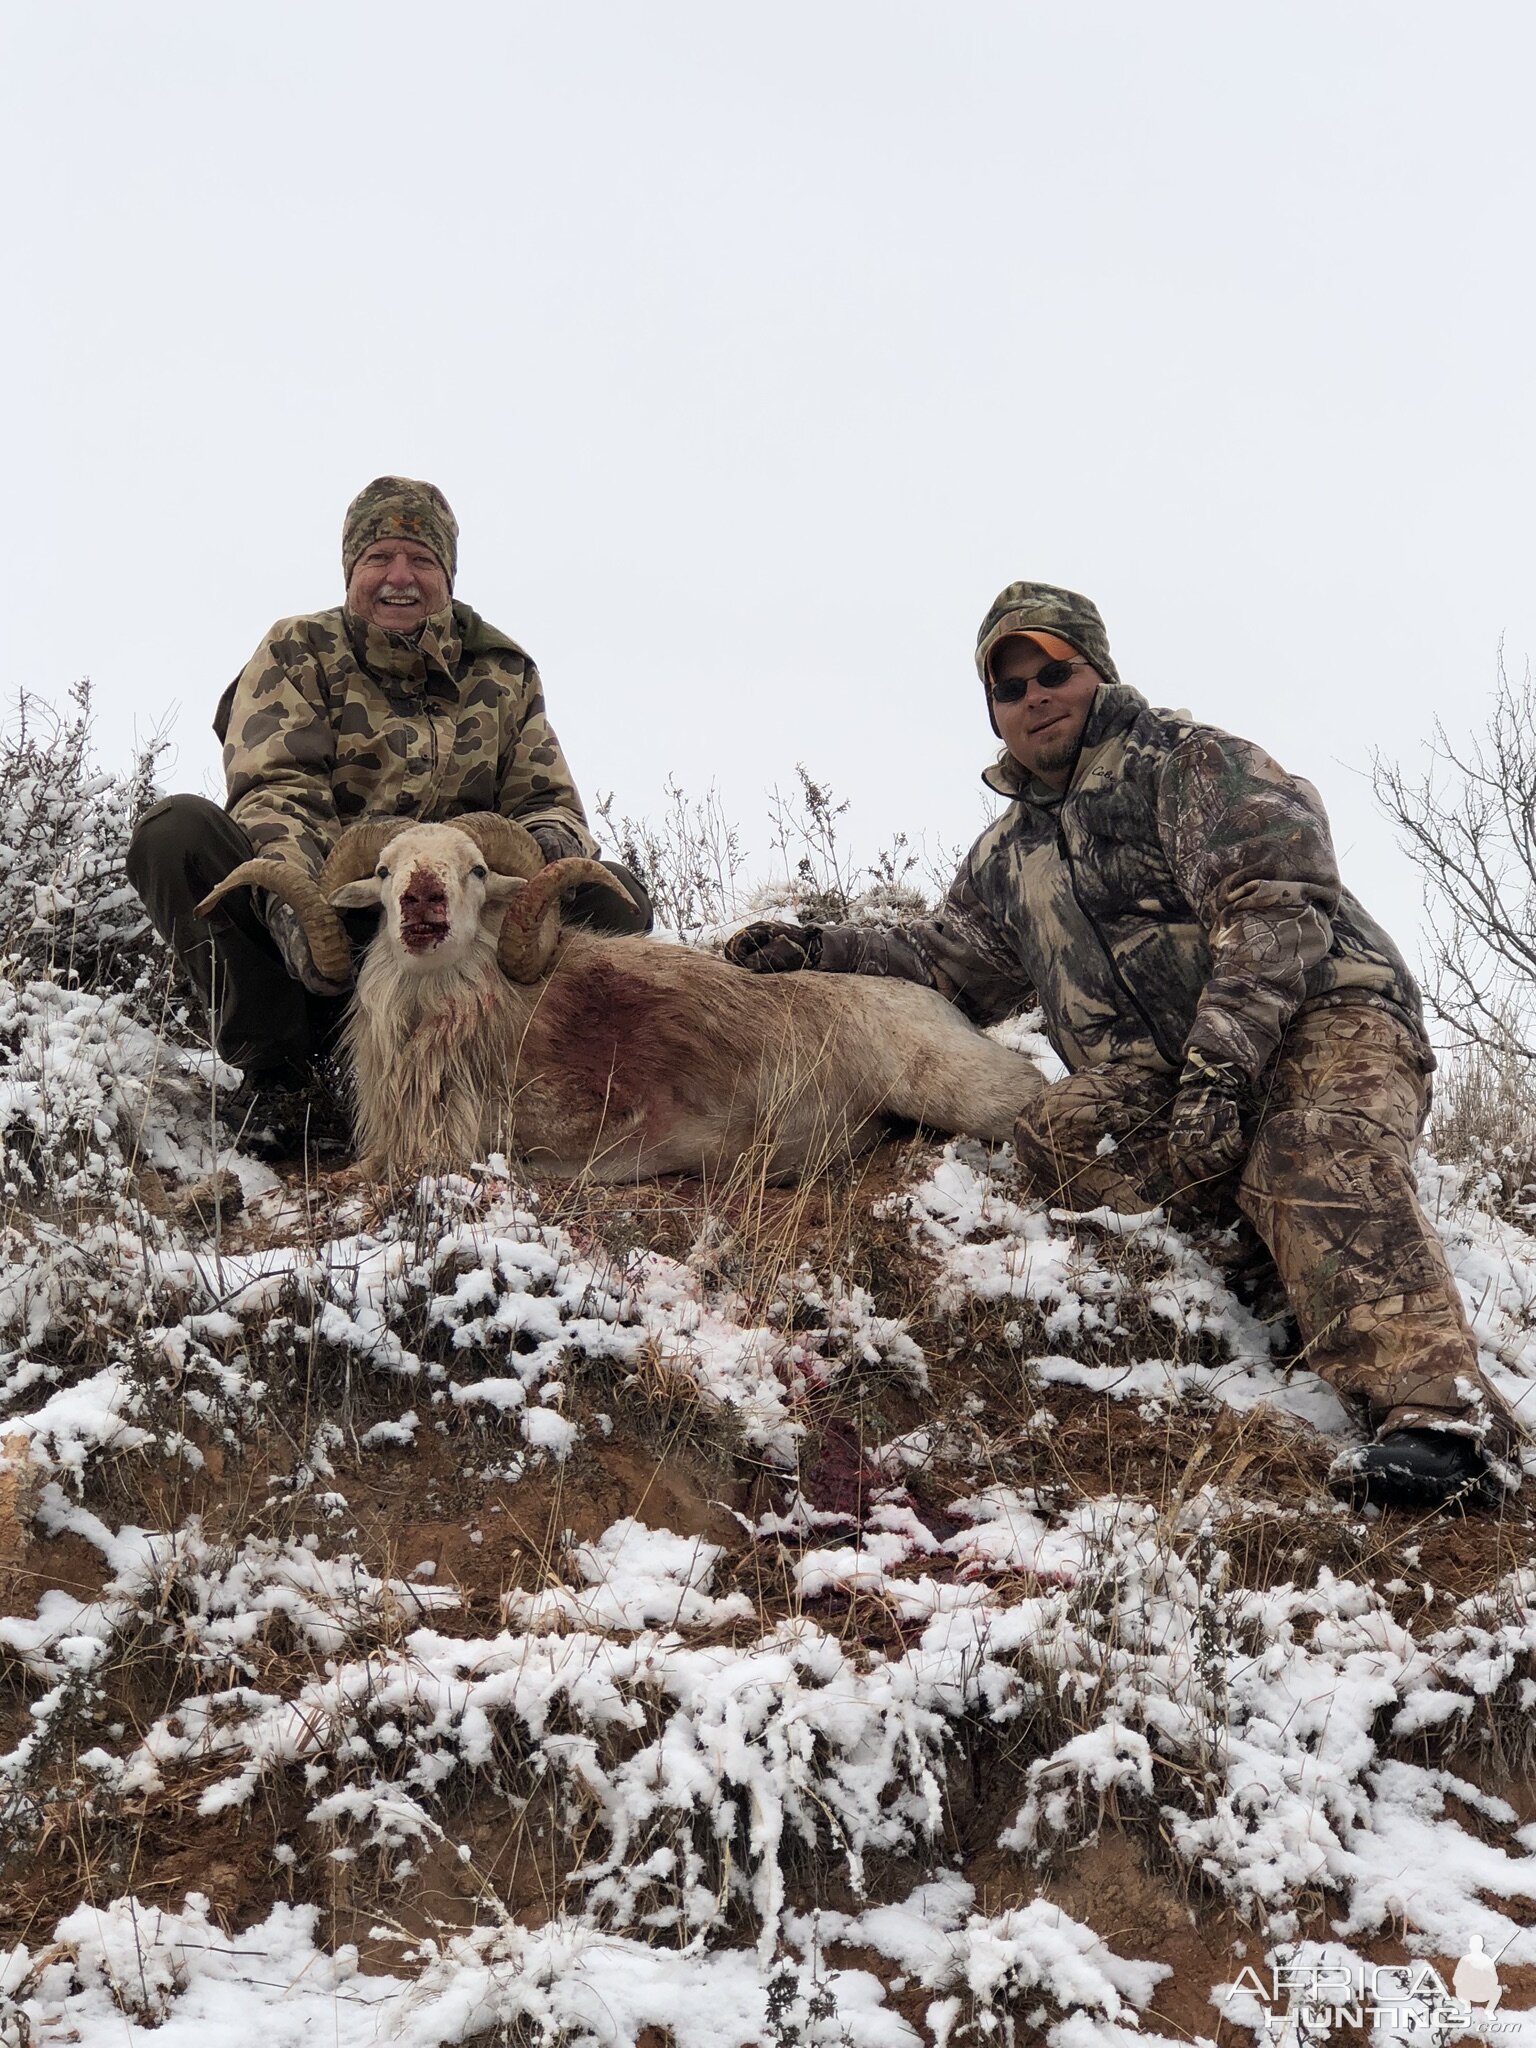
[1213,1226,1300,1353]
[224,1060,352,1165]
[1332,1428,1493,1512]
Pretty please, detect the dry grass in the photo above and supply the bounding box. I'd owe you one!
[1431,1036,1536,1217]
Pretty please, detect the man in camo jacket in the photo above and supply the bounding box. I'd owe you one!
[727,582,1525,1511]
[128,476,648,1129]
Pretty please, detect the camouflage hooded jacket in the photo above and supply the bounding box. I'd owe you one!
[214,601,597,877]
[818,683,1427,1084]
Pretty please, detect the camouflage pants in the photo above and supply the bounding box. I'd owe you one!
[1012,1000,1512,1442]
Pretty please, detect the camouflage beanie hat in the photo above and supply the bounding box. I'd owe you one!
[975,581,1120,735]
[342,476,459,588]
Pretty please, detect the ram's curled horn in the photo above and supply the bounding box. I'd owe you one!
[319,818,415,893]
[496,857,639,981]
[194,859,355,987]
[193,817,420,989]
[444,812,547,880]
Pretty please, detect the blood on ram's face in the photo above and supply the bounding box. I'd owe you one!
[396,862,453,954]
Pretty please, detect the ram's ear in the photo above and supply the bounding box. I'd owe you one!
[328,878,385,910]
[483,873,526,905]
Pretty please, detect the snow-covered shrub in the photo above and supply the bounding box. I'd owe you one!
[598,762,955,940]
[0,683,166,1000]
[0,685,228,1213]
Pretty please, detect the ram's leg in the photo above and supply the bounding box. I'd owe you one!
[871,997,1046,1141]
[510,1098,662,1183]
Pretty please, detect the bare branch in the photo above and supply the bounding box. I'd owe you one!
[1373,652,1536,1063]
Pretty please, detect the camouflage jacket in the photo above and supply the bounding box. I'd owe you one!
[818,683,1427,1083]
[214,601,596,877]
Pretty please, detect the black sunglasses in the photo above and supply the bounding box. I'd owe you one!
[989,658,1087,705]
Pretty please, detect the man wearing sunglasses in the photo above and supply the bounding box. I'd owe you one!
[727,581,1521,1513]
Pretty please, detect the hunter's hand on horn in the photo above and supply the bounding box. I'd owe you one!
[268,899,351,998]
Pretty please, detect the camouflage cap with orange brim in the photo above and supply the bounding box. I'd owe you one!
[342,476,459,588]
[975,582,1120,689]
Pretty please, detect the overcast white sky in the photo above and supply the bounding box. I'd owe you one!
[5,2,1534,958]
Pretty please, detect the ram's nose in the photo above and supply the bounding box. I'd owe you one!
[399,866,451,950]
[400,868,448,917]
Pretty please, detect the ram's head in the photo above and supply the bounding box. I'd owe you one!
[195,815,634,984]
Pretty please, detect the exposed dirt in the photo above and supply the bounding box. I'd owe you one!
[5,1139,1535,2035]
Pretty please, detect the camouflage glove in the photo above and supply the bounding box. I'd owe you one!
[528,822,588,864]
[267,898,350,999]
[1165,1048,1253,1191]
[723,921,824,974]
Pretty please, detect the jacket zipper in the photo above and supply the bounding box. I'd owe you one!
[1053,817,1185,1070]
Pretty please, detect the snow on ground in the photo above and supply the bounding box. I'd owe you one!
[5,966,1536,2042]
[3,1884,1198,2048]
[902,1149,1355,1434]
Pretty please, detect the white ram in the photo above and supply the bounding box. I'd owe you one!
[198,815,1043,1181]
